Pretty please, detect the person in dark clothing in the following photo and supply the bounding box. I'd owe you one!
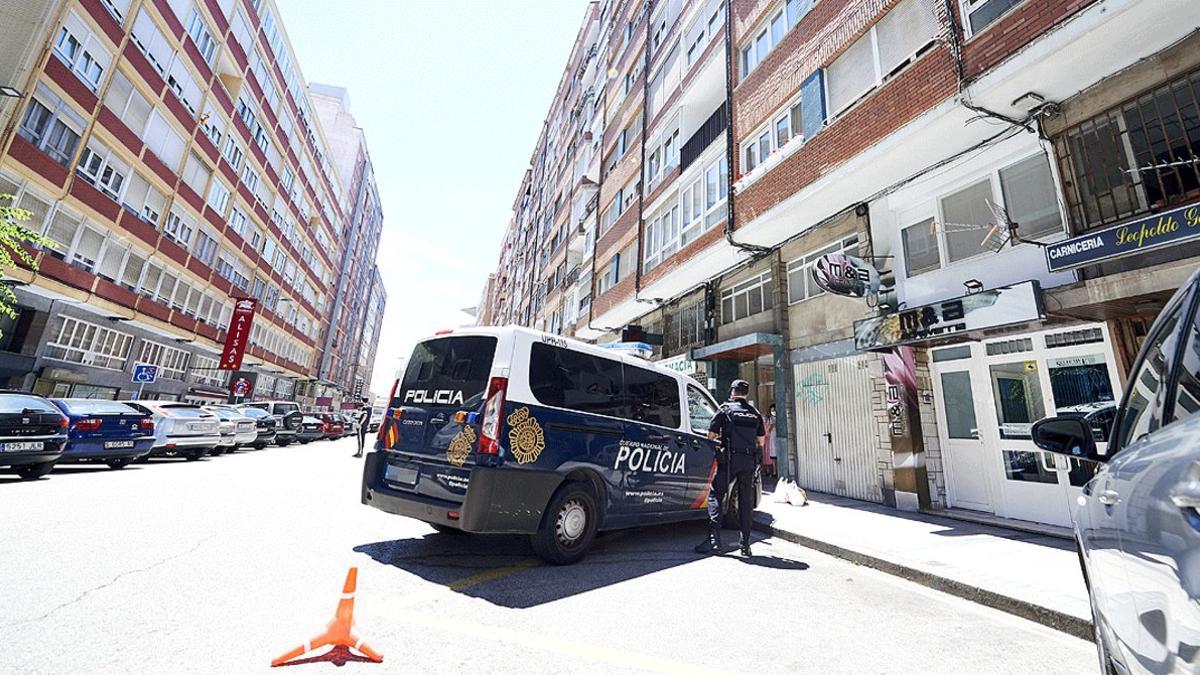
[694,379,765,557]
[353,399,370,458]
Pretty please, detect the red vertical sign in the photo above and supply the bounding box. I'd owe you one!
[219,298,258,370]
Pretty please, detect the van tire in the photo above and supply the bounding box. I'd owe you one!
[532,482,599,565]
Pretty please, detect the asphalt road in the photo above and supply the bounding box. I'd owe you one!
[1,437,1098,674]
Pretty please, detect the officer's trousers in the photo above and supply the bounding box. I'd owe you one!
[706,453,756,544]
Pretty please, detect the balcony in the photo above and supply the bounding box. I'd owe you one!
[680,102,727,172]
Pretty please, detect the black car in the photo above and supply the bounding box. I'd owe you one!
[238,406,277,449]
[296,415,325,444]
[0,392,69,480]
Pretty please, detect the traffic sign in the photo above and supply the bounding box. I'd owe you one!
[131,363,159,384]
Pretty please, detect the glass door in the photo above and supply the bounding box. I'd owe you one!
[933,368,994,512]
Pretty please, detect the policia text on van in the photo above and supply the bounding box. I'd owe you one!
[360,327,761,564]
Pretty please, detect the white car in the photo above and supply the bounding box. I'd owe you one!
[203,405,258,453]
[122,401,221,461]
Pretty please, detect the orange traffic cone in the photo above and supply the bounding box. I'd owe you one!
[270,567,383,667]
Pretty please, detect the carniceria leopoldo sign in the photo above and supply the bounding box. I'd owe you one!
[1044,200,1200,272]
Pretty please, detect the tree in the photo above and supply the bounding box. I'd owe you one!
[0,193,51,337]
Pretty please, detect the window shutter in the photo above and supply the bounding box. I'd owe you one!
[800,70,826,140]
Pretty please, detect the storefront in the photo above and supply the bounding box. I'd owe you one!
[927,323,1121,527]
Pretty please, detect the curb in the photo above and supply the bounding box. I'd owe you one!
[752,516,1094,642]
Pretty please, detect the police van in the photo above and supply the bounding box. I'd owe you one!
[361,326,759,564]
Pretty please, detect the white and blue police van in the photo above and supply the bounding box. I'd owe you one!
[361,326,759,564]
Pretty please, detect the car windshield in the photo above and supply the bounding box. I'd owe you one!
[0,394,59,414]
[58,399,141,415]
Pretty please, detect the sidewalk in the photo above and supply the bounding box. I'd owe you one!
[752,488,1093,640]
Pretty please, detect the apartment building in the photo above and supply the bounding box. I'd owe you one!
[309,83,386,404]
[481,0,1200,529]
[0,0,385,409]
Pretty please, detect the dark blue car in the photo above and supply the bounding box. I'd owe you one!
[51,399,156,470]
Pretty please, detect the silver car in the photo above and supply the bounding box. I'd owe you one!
[1033,267,1200,674]
[123,401,221,461]
[202,405,258,452]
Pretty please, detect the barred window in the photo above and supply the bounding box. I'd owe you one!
[44,316,133,370]
[139,339,191,380]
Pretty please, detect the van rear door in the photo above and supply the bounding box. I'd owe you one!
[380,335,497,503]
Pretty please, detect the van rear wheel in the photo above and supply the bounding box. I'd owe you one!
[532,482,598,565]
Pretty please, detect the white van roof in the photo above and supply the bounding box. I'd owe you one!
[415,325,695,382]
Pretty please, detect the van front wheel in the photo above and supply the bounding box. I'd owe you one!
[532,482,598,565]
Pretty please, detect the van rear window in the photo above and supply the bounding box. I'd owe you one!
[398,336,497,407]
[529,343,681,428]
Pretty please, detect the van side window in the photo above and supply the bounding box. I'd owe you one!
[1114,303,1183,450]
[529,342,624,417]
[1171,299,1200,423]
[687,384,718,434]
[625,365,681,428]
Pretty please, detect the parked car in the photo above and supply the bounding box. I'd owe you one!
[243,400,304,446]
[1032,267,1200,673]
[0,391,68,480]
[318,413,346,439]
[203,406,257,452]
[122,401,221,461]
[237,405,277,449]
[367,405,385,433]
[51,398,155,469]
[296,415,326,443]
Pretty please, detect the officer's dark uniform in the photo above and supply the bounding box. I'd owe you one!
[354,404,370,457]
[695,383,764,556]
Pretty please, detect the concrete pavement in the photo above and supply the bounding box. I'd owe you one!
[1,438,1097,674]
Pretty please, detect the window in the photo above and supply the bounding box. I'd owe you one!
[70,226,105,272]
[194,228,219,265]
[228,207,248,236]
[102,0,132,22]
[1173,300,1200,424]
[118,248,146,289]
[901,218,939,276]
[687,384,719,433]
[166,58,201,116]
[643,203,680,271]
[625,365,682,427]
[680,154,727,246]
[200,104,224,146]
[786,235,860,303]
[43,316,134,370]
[720,272,774,323]
[76,139,129,201]
[961,0,1023,36]
[207,180,231,215]
[1055,69,1200,232]
[122,172,166,225]
[17,87,84,166]
[528,342,625,418]
[142,111,185,171]
[1114,300,1184,451]
[826,0,936,115]
[222,136,244,170]
[185,7,217,63]
[242,165,260,195]
[104,71,153,136]
[180,152,211,196]
[1000,154,1063,240]
[162,207,195,247]
[140,340,191,380]
[940,179,996,264]
[42,206,83,256]
[739,1,811,77]
[215,249,250,290]
[54,11,112,92]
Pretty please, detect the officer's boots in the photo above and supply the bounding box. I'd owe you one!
[693,527,722,554]
[739,536,752,557]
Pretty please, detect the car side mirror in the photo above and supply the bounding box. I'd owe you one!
[1031,417,1103,462]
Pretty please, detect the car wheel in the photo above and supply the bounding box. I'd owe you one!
[210,447,225,457]
[253,443,265,450]
[15,461,56,480]
[185,450,205,461]
[278,440,291,447]
[531,482,599,565]
[106,458,132,470]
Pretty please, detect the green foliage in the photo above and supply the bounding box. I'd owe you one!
[0,193,52,336]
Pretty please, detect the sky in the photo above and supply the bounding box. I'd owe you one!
[276,0,589,397]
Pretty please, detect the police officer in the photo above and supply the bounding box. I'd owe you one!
[353,398,370,458]
[694,379,765,557]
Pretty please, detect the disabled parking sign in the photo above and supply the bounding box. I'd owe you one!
[131,363,159,384]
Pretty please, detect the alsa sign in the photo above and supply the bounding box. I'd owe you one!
[812,253,880,298]
[1045,200,1200,272]
[219,298,257,370]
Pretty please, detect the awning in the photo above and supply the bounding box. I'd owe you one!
[690,332,783,361]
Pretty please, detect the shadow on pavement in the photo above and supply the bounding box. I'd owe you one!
[354,521,809,608]
[276,645,375,667]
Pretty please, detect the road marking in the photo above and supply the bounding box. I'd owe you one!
[388,608,736,674]
[446,561,537,592]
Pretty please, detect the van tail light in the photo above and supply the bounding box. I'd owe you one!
[73,418,103,431]
[478,377,508,455]
[139,418,155,431]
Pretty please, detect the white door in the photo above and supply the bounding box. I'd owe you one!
[931,367,993,511]
[793,361,837,495]
[792,355,881,502]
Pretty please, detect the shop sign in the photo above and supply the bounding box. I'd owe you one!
[812,253,881,298]
[219,298,258,370]
[854,281,1043,351]
[657,354,698,375]
[1044,200,1200,272]
[315,396,333,407]
[1047,354,1105,370]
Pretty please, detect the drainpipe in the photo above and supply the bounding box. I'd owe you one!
[634,0,651,298]
[722,0,771,257]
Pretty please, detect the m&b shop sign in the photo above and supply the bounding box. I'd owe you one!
[1045,201,1200,272]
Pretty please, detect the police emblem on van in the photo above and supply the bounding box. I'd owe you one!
[506,407,545,464]
[403,389,465,405]
[446,425,475,467]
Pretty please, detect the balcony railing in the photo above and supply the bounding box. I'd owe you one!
[681,102,728,172]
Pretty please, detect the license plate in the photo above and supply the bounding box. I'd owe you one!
[384,463,418,486]
[3,441,42,452]
[104,440,136,449]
